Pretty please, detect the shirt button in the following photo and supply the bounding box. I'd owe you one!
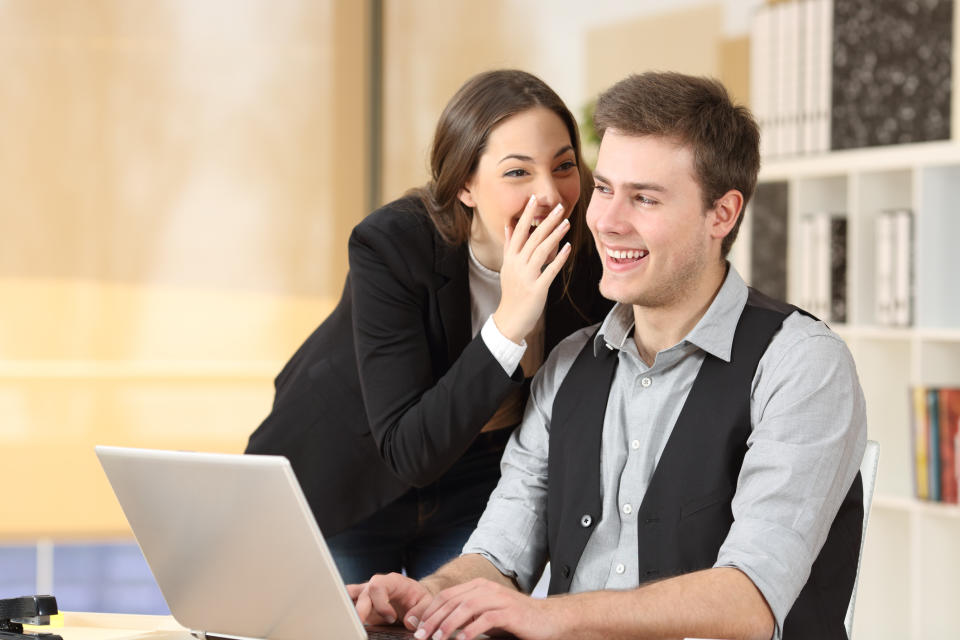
[615,563,625,575]
[622,503,633,515]
[631,439,641,450]
[640,377,652,388]
[580,514,592,527]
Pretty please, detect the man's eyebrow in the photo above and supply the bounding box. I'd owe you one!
[497,145,575,165]
[593,172,668,192]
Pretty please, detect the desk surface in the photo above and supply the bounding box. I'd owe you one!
[38,613,416,640]
[38,612,193,640]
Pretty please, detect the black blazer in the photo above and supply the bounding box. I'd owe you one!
[246,197,611,536]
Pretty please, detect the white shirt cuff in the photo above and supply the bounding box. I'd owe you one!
[481,314,527,376]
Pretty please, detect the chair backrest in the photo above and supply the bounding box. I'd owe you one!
[844,439,880,638]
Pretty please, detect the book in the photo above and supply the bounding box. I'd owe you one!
[799,214,816,312]
[874,211,895,325]
[928,389,941,502]
[939,388,960,504]
[806,211,847,322]
[892,209,914,327]
[911,386,929,500]
[831,0,953,150]
[828,214,847,323]
[816,0,832,152]
[749,181,789,301]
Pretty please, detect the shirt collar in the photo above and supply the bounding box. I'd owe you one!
[593,263,749,363]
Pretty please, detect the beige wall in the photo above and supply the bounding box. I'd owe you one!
[380,0,537,202]
[0,0,368,538]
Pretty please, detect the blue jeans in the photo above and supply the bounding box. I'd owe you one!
[327,428,511,584]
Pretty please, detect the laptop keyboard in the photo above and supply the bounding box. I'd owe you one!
[365,627,415,639]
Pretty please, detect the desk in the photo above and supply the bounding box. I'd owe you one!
[30,613,193,640]
[33,613,416,640]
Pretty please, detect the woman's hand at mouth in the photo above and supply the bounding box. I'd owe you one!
[493,194,571,345]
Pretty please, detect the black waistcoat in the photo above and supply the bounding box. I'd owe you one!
[546,289,864,639]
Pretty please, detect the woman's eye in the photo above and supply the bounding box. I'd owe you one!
[504,169,529,178]
[554,160,577,172]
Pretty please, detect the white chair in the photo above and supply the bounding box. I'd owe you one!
[845,439,881,639]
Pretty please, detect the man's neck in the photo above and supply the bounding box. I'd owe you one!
[631,262,728,366]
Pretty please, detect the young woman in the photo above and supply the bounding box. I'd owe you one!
[245,69,611,583]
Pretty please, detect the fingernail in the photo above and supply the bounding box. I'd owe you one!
[432,630,444,640]
[550,203,564,216]
[560,218,570,227]
[407,616,419,627]
[562,241,571,252]
[385,615,396,624]
[528,194,537,206]
[414,629,427,640]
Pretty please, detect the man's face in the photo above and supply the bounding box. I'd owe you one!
[586,131,716,309]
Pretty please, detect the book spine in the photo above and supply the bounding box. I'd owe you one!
[939,388,959,504]
[912,386,929,500]
[800,214,815,312]
[893,209,914,327]
[819,0,833,151]
[829,215,848,323]
[875,211,894,326]
[928,388,941,501]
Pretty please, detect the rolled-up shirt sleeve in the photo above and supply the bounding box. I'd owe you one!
[715,313,867,639]
[462,326,595,593]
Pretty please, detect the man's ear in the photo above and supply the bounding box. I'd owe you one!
[709,189,744,240]
[457,185,476,208]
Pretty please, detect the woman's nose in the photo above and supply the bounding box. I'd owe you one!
[534,176,562,212]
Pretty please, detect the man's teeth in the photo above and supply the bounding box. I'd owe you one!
[605,248,646,260]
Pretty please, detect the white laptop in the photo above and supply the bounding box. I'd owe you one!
[95,446,412,640]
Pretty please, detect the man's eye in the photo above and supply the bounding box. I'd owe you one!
[636,195,656,205]
[593,185,612,194]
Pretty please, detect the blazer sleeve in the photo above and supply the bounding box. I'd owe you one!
[348,221,524,487]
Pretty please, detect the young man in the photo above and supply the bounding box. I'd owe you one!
[349,72,867,640]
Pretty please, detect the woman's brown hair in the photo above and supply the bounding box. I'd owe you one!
[411,69,593,286]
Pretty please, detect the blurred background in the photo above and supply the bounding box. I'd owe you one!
[2,1,957,637]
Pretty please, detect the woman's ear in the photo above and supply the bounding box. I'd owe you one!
[457,186,476,208]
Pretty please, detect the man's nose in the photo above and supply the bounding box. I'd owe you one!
[590,196,630,235]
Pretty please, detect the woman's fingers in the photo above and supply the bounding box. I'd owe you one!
[537,241,572,286]
[518,202,566,261]
[507,194,539,253]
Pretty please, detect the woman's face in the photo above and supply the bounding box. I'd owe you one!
[459,107,581,270]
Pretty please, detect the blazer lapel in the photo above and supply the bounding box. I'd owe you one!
[434,239,472,361]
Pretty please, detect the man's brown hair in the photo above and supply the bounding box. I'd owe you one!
[593,72,761,258]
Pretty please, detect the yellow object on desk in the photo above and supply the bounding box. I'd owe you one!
[25,612,192,640]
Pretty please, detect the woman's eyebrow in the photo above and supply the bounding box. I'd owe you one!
[497,145,574,165]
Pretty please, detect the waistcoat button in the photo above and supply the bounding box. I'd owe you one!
[580,514,592,527]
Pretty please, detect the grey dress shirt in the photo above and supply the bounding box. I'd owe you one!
[462,265,867,640]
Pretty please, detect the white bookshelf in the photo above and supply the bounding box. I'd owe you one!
[734,141,960,639]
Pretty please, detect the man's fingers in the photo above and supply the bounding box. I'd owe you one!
[462,608,509,640]
[346,583,365,602]
[403,592,435,631]
[364,581,401,624]
[354,587,373,622]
